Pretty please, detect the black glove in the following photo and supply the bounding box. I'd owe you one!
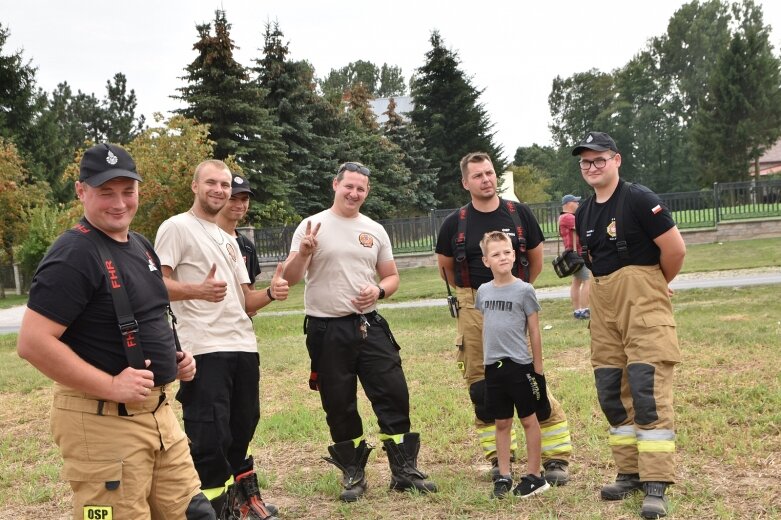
[533,372,551,421]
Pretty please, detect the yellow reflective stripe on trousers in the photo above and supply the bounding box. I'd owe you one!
[540,420,572,456]
[477,425,517,458]
[608,425,637,447]
[637,429,676,453]
[378,433,403,444]
[202,486,225,501]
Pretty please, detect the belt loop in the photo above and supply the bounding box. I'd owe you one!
[96,400,105,416]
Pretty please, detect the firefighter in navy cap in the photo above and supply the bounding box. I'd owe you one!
[573,131,686,519]
[18,143,215,519]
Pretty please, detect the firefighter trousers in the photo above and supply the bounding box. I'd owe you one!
[589,265,681,483]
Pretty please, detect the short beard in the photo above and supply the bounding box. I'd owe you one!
[198,196,223,216]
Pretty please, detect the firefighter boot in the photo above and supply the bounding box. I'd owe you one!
[600,473,643,500]
[641,481,669,519]
[323,440,373,502]
[382,433,438,493]
[224,456,279,520]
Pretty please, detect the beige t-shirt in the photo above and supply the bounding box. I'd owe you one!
[291,209,394,318]
[155,212,256,355]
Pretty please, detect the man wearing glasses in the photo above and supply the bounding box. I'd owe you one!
[283,161,437,502]
[573,132,686,519]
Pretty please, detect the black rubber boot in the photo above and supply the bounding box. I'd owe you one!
[641,481,669,519]
[382,433,438,493]
[323,440,373,502]
[600,473,643,500]
[542,459,570,486]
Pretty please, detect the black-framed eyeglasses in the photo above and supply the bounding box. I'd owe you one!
[579,155,615,171]
[338,162,371,176]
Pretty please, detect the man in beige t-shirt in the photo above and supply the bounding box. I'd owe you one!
[284,161,437,502]
[155,160,287,519]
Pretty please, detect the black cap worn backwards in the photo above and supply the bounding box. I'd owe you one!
[230,174,255,197]
[571,131,619,156]
[79,143,142,186]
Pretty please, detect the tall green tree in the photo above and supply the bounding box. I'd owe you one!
[175,10,293,220]
[692,0,781,184]
[0,23,39,144]
[410,31,504,208]
[382,97,437,212]
[254,21,342,219]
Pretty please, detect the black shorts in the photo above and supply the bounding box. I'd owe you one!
[484,358,541,420]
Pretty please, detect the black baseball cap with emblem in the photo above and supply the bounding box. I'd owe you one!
[79,143,142,186]
[571,131,619,156]
[231,174,255,198]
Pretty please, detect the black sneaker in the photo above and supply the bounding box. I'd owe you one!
[542,459,570,486]
[512,474,550,498]
[491,476,513,499]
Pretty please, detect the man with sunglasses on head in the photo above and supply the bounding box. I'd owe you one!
[283,161,437,502]
[573,131,686,519]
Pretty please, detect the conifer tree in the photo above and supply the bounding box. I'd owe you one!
[410,31,504,208]
[175,10,292,219]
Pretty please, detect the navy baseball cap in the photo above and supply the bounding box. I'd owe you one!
[231,174,255,198]
[572,131,619,156]
[79,144,142,186]
[561,194,581,205]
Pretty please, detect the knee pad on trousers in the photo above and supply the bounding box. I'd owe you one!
[594,367,628,426]
[186,492,217,520]
[627,363,658,425]
[469,380,493,423]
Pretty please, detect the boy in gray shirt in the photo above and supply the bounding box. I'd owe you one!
[475,231,550,499]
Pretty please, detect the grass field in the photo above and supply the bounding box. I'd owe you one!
[1,238,780,518]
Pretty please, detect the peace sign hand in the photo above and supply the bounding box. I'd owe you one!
[299,220,321,258]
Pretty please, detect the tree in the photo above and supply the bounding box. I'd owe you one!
[175,10,293,221]
[0,23,39,144]
[320,60,406,101]
[103,73,145,144]
[510,164,550,204]
[692,0,781,184]
[382,97,437,212]
[0,138,49,296]
[410,31,505,208]
[253,21,342,219]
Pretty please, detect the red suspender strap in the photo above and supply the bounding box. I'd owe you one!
[454,205,471,288]
[503,200,530,282]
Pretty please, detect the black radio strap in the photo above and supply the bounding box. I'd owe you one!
[80,224,147,370]
[579,181,632,261]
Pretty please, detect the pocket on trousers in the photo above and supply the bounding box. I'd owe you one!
[62,458,124,502]
[641,312,676,328]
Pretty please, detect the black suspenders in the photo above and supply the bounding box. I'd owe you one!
[76,222,181,370]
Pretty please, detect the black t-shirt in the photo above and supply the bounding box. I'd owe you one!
[435,200,545,289]
[236,233,261,285]
[27,220,177,386]
[574,182,676,277]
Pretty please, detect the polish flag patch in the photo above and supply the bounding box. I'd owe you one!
[651,204,662,214]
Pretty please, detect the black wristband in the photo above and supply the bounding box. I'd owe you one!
[266,287,276,301]
[376,285,385,300]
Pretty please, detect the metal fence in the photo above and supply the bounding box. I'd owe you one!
[220,179,781,263]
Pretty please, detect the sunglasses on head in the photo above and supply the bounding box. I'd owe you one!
[338,162,371,176]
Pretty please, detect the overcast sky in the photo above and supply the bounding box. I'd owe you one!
[3,0,780,158]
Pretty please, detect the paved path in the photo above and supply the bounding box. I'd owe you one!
[1,267,780,333]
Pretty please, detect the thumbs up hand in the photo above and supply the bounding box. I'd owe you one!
[201,263,228,302]
[268,262,289,301]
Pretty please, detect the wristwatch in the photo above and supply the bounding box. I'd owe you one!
[376,285,385,300]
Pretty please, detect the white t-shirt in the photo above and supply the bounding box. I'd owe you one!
[290,209,394,318]
[155,212,257,355]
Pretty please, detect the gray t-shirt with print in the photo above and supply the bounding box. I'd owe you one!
[476,278,541,365]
